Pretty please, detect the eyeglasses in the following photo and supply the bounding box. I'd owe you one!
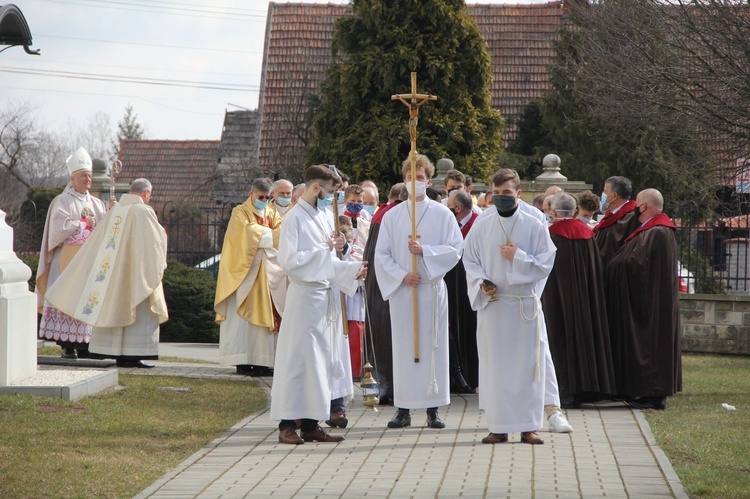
[255,195,271,201]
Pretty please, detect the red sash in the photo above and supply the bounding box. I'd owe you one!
[460,212,479,238]
[592,200,636,234]
[624,213,676,243]
[549,218,594,240]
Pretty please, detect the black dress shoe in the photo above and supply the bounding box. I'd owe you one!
[116,359,155,368]
[76,349,91,359]
[387,409,411,428]
[628,396,667,410]
[450,372,475,394]
[61,348,78,360]
[426,409,445,429]
[236,365,273,376]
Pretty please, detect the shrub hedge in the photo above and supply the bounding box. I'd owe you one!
[160,260,219,343]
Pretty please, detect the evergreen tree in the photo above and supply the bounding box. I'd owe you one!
[504,100,554,179]
[307,0,504,187]
[540,15,714,215]
[113,104,146,155]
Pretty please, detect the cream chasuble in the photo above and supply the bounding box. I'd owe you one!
[45,194,168,357]
[374,199,462,409]
[269,199,361,422]
[463,208,556,434]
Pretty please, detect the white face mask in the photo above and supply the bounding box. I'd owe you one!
[405,180,427,198]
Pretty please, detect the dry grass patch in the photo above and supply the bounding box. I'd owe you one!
[0,374,265,498]
[646,353,750,498]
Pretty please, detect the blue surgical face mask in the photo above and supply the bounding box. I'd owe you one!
[579,216,592,224]
[346,202,363,215]
[363,205,376,216]
[600,191,610,212]
[253,199,269,211]
[337,191,345,204]
[276,196,291,207]
[318,191,334,208]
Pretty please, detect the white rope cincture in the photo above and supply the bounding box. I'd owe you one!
[327,287,345,380]
[427,281,440,397]
[497,293,541,382]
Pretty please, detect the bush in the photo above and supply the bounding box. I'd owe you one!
[160,260,219,343]
[16,252,39,292]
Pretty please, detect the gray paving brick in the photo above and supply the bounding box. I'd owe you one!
[131,364,688,499]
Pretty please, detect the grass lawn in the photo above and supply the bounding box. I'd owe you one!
[0,374,266,498]
[645,353,750,498]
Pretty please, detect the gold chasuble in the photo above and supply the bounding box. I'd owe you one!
[214,200,281,328]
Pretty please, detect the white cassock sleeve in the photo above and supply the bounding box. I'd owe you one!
[421,221,463,282]
[374,214,408,301]
[506,226,556,286]
[462,225,492,312]
[278,214,361,297]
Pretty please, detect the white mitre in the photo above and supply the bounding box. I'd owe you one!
[66,147,92,175]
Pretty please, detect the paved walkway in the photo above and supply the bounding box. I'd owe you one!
[123,347,687,499]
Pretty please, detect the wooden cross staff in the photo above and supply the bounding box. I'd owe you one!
[392,72,438,363]
[329,165,349,337]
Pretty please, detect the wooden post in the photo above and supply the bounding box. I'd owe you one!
[391,72,437,363]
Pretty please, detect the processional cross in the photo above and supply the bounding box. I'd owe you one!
[391,72,437,363]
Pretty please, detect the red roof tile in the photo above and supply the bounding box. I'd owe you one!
[258,2,563,173]
[116,140,220,214]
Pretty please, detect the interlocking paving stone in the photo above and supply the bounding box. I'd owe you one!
[132,363,687,499]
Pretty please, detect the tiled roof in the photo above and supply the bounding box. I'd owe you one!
[258,1,563,174]
[116,140,220,215]
[214,109,261,204]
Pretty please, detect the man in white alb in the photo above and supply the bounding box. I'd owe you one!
[375,154,462,429]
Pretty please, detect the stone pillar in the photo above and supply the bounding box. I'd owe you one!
[430,158,454,193]
[90,158,128,204]
[519,153,593,203]
[0,209,37,386]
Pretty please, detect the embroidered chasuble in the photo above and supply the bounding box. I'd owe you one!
[35,185,107,344]
[45,194,168,334]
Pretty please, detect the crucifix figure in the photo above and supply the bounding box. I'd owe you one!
[391,72,437,363]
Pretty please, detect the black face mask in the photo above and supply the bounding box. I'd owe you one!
[493,195,517,213]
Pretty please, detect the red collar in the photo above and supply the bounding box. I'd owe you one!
[372,202,397,224]
[593,200,636,233]
[624,213,676,243]
[344,211,360,219]
[549,218,594,239]
[460,211,479,238]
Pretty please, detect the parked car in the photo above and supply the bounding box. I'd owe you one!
[677,261,695,294]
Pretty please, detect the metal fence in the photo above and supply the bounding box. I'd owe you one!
[7,199,236,278]
[6,199,750,294]
[674,208,750,295]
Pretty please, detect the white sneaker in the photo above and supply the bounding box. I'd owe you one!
[548,411,573,433]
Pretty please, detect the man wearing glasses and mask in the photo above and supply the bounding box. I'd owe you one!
[215,177,285,376]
